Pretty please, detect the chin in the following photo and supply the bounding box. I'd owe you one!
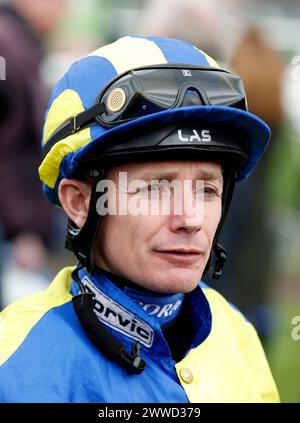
[148,267,203,294]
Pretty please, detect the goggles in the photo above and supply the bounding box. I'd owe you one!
[96,65,248,127]
[43,65,248,158]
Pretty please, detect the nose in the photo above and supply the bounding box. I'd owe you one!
[168,181,204,233]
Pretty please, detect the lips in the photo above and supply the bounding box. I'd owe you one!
[156,248,203,254]
[153,247,205,265]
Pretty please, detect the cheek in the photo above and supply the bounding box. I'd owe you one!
[98,214,164,265]
[100,215,133,255]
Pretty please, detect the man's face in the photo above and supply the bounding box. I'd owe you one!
[95,160,223,293]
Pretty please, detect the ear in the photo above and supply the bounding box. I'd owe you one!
[58,179,91,228]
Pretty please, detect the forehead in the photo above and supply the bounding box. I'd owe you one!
[108,160,223,180]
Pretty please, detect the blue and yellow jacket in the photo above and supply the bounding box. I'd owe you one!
[0,267,279,402]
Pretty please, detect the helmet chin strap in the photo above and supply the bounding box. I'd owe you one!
[65,168,105,275]
[203,166,236,279]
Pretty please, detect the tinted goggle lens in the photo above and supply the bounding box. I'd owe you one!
[97,67,247,125]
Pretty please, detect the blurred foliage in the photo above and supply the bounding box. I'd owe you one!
[264,123,300,403]
[266,122,300,211]
[266,303,300,403]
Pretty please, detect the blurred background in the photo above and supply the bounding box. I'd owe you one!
[0,0,299,402]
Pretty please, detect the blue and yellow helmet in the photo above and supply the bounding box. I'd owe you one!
[39,35,270,206]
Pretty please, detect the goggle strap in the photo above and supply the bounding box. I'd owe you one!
[42,102,106,158]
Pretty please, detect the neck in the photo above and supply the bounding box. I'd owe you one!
[96,267,184,328]
[97,267,149,292]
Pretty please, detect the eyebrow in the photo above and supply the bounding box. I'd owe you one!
[134,169,223,184]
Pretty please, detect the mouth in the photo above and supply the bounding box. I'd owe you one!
[153,248,204,265]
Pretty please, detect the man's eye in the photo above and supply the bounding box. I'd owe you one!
[200,186,220,197]
[149,184,162,192]
[204,187,216,195]
[148,184,157,191]
[147,184,170,194]
[131,184,163,196]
